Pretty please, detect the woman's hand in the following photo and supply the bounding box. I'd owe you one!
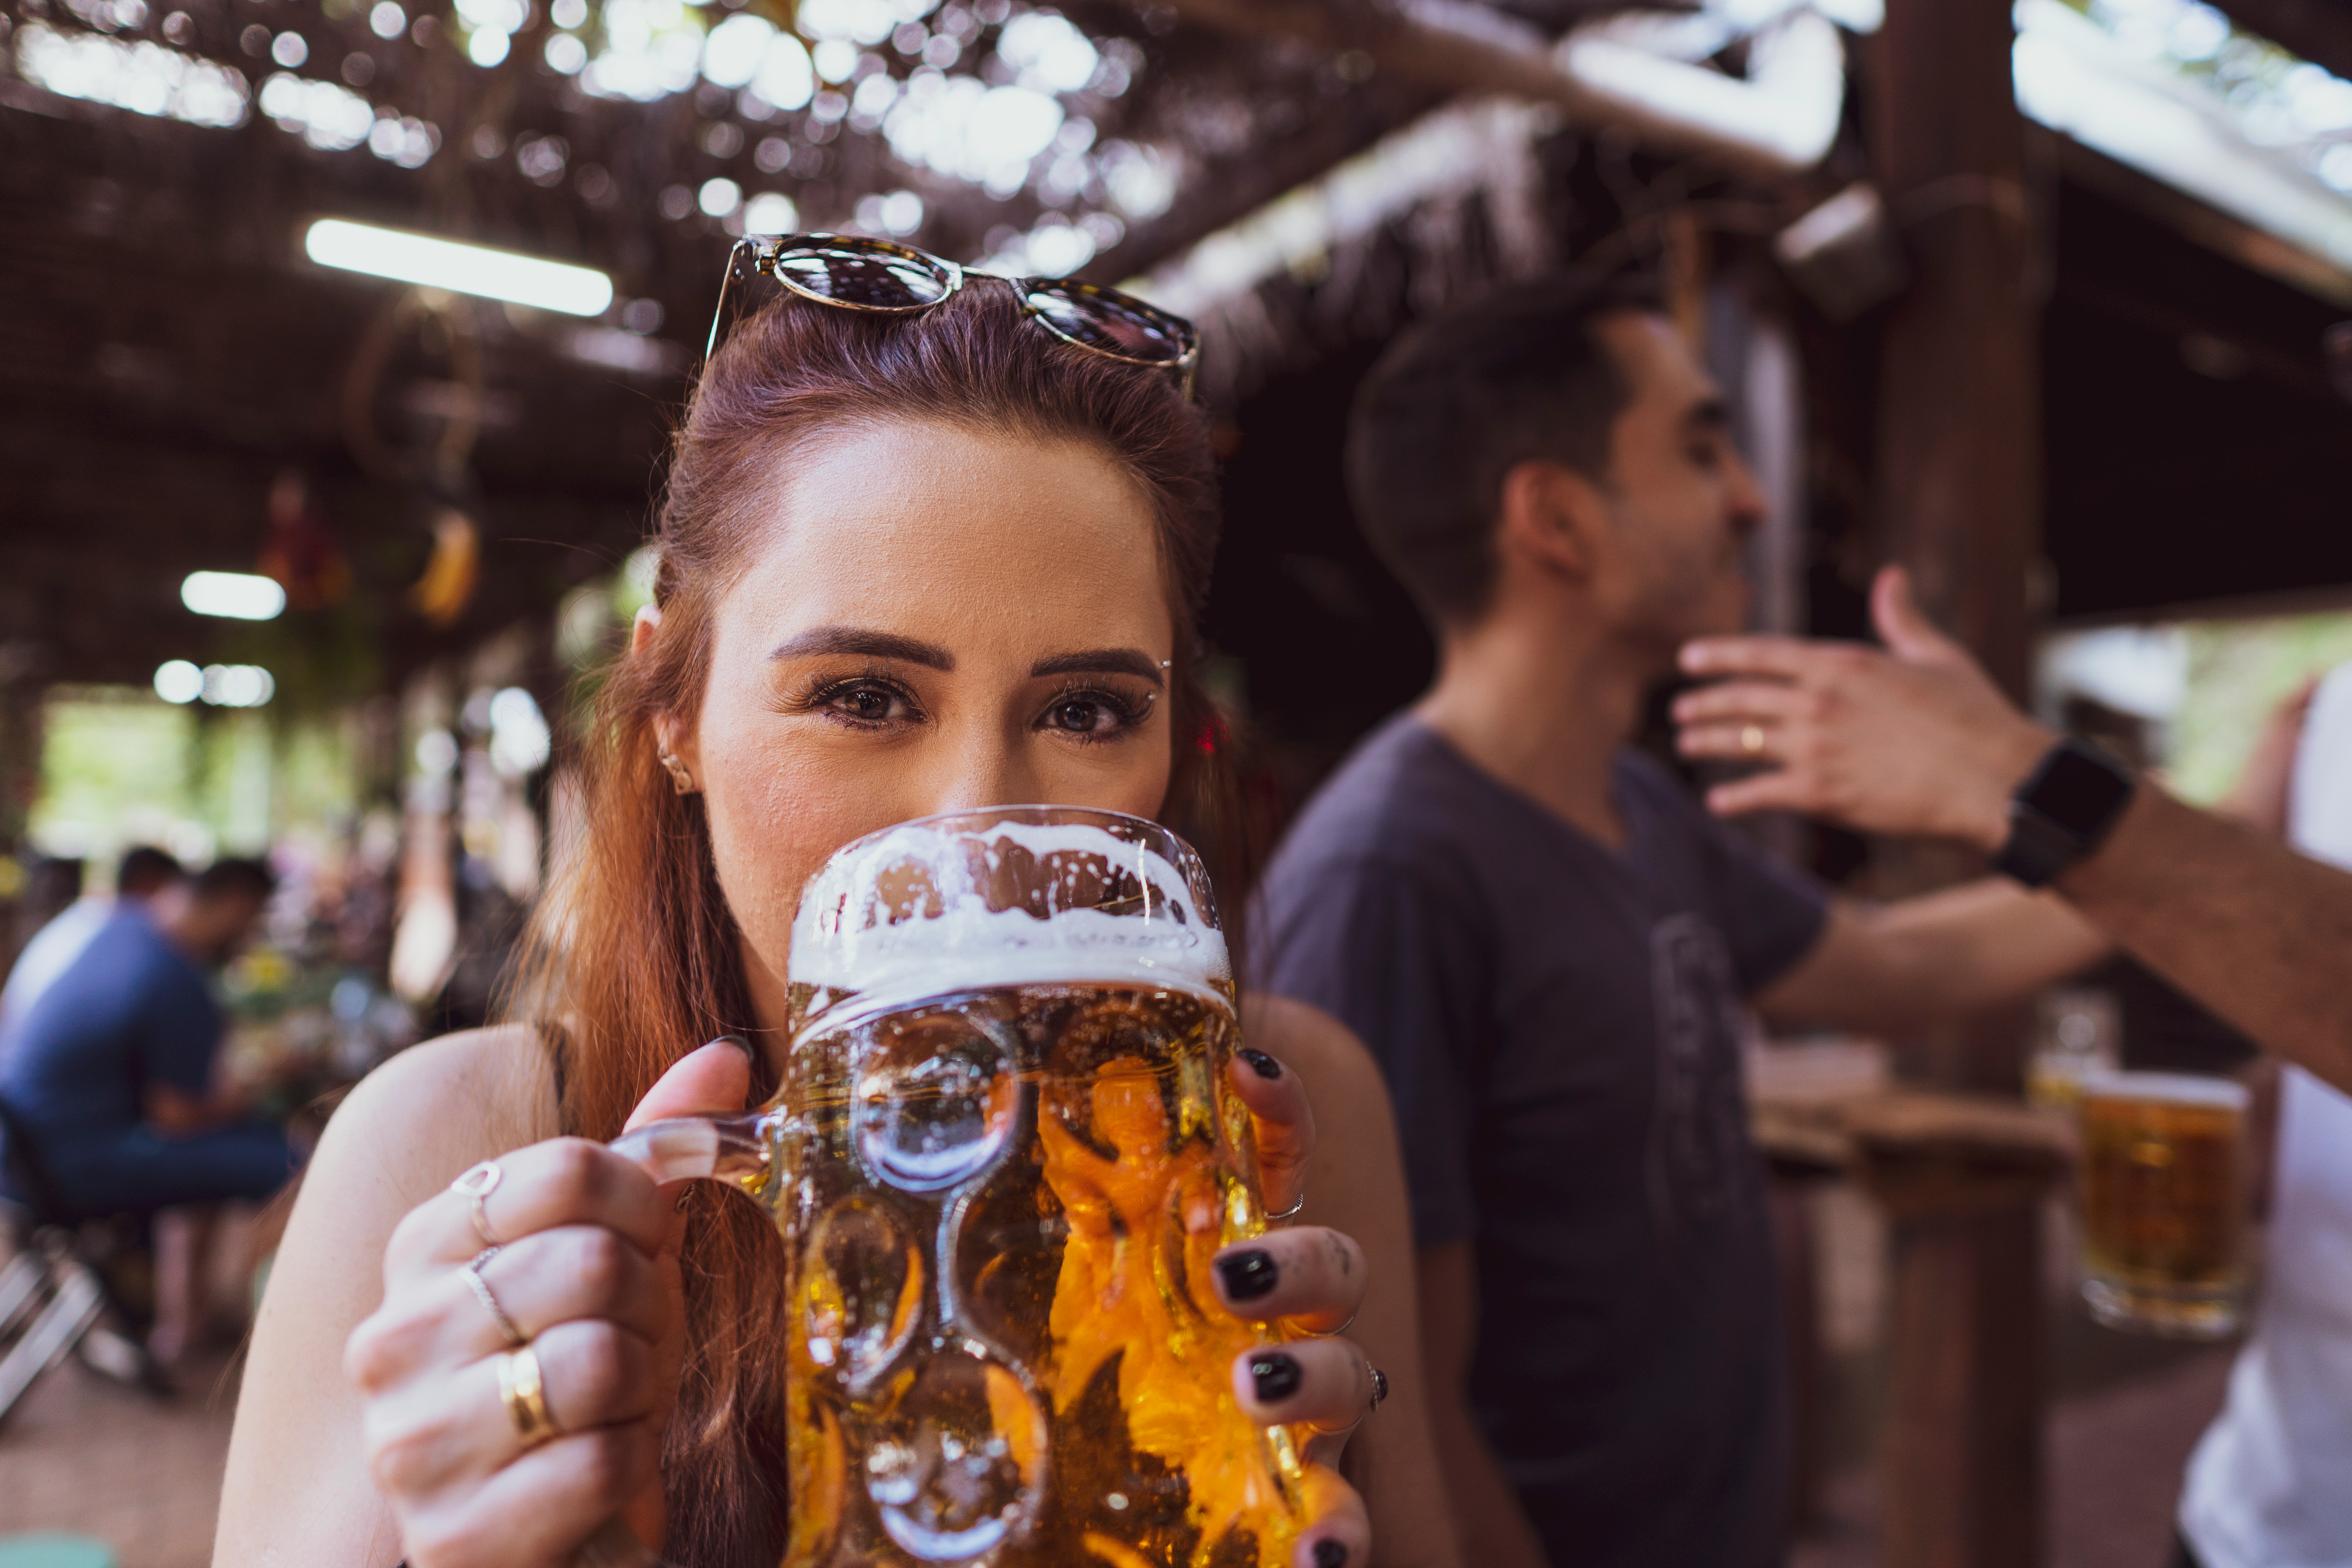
[1216,1048,1379,1568]
[345,1043,750,1568]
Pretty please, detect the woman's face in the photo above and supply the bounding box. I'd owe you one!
[656,418,1178,1023]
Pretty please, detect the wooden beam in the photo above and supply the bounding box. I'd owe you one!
[1151,0,1835,180]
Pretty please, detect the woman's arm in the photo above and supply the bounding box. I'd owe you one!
[1246,995,1461,1568]
[214,1027,557,1566]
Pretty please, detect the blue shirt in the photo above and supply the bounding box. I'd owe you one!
[0,908,221,1140]
[1251,715,1829,1568]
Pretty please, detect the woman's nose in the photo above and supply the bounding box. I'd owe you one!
[913,725,1044,817]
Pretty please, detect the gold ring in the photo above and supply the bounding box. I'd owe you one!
[461,1247,525,1347]
[497,1345,559,1447]
[1740,724,1766,757]
[450,1161,504,1247]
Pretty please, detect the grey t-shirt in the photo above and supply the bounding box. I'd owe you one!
[1251,715,1828,1567]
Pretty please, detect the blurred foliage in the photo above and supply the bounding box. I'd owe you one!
[2170,612,2352,802]
[29,688,361,870]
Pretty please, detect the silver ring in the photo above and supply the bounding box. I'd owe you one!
[450,1160,505,1247]
[461,1247,525,1347]
[1266,1192,1306,1223]
[1318,1310,1359,1339]
[1367,1363,1389,1413]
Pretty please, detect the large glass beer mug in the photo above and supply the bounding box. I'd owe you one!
[614,807,1303,1566]
[2076,1070,2250,1338]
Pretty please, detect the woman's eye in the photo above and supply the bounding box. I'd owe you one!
[1044,695,1132,736]
[825,683,908,724]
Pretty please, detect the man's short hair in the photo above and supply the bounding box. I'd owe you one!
[116,845,183,898]
[1345,272,1664,628]
[192,857,275,907]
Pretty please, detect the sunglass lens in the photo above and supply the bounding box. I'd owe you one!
[771,244,953,310]
[1022,283,1192,364]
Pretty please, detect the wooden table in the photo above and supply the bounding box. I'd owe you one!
[1755,1075,2076,1568]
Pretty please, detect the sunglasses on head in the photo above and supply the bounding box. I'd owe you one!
[705,233,1200,394]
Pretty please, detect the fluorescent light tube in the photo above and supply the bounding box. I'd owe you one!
[304,217,615,316]
[181,570,287,621]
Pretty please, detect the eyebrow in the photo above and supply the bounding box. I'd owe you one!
[1683,396,1731,433]
[770,626,955,669]
[1030,647,1166,686]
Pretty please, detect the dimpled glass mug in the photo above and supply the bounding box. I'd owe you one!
[613,807,1304,1568]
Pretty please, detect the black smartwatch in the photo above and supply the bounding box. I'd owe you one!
[1992,737,2137,888]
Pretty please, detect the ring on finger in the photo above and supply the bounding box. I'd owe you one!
[1266,1192,1306,1223]
[1368,1363,1389,1414]
[1314,1310,1359,1339]
[497,1344,560,1447]
[1740,723,1767,757]
[461,1247,525,1347]
[450,1160,505,1247]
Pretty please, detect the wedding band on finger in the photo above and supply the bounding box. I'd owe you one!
[461,1247,525,1347]
[1266,1192,1306,1223]
[1314,1310,1359,1339]
[497,1344,560,1448]
[1740,724,1767,757]
[450,1160,505,1247]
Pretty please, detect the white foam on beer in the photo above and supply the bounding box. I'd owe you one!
[789,818,1229,1011]
[2078,1070,2250,1110]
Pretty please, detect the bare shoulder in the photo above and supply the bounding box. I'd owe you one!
[216,1026,562,1564]
[1241,994,1394,1130]
[290,1025,559,1265]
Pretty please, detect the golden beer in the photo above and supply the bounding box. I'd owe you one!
[2077,1071,2249,1338]
[620,809,1301,1567]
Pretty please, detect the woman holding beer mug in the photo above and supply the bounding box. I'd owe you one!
[216,243,1451,1568]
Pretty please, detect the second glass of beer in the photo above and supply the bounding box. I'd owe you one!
[2076,1070,2251,1339]
[616,806,1302,1566]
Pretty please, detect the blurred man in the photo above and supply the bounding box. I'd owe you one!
[0,857,290,1215]
[1252,276,2115,1567]
[0,844,183,1036]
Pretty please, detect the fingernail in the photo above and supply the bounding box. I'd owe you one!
[1240,1049,1282,1080]
[1217,1249,1280,1302]
[1250,1352,1303,1403]
[1313,1542,1348,1568]
[713,1034,754,1062]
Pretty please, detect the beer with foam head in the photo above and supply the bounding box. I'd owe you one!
[771,809,1299,1567]
[2077,1070,2250,1339]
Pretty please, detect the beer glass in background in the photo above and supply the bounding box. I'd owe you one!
[2076,1070,2251,1339]
[615,807,1301,1567]
[2027,986,2121,1112]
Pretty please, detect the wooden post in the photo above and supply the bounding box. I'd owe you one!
[1864,0,2057,1524]
[1850,1095,2069,1568]
[1871,0,2043,702]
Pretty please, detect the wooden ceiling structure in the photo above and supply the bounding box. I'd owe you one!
[1,0,2348,711]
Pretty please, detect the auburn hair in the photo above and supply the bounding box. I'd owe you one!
[505,281,1236,1566]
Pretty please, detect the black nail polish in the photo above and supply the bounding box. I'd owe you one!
[714,1034,754,1062]
[1250,1352,1302,1403]
[1240,1048,1283,1080]
[1313,1541,1348,1568]
[1217,1249,1279,1302]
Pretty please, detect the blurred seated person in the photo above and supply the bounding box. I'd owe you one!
[0,845,183,1037]
[0,856,295,1219]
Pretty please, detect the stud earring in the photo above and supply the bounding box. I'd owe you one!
[657,746,696,795]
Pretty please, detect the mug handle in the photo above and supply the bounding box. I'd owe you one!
[607,1111,779,1189]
